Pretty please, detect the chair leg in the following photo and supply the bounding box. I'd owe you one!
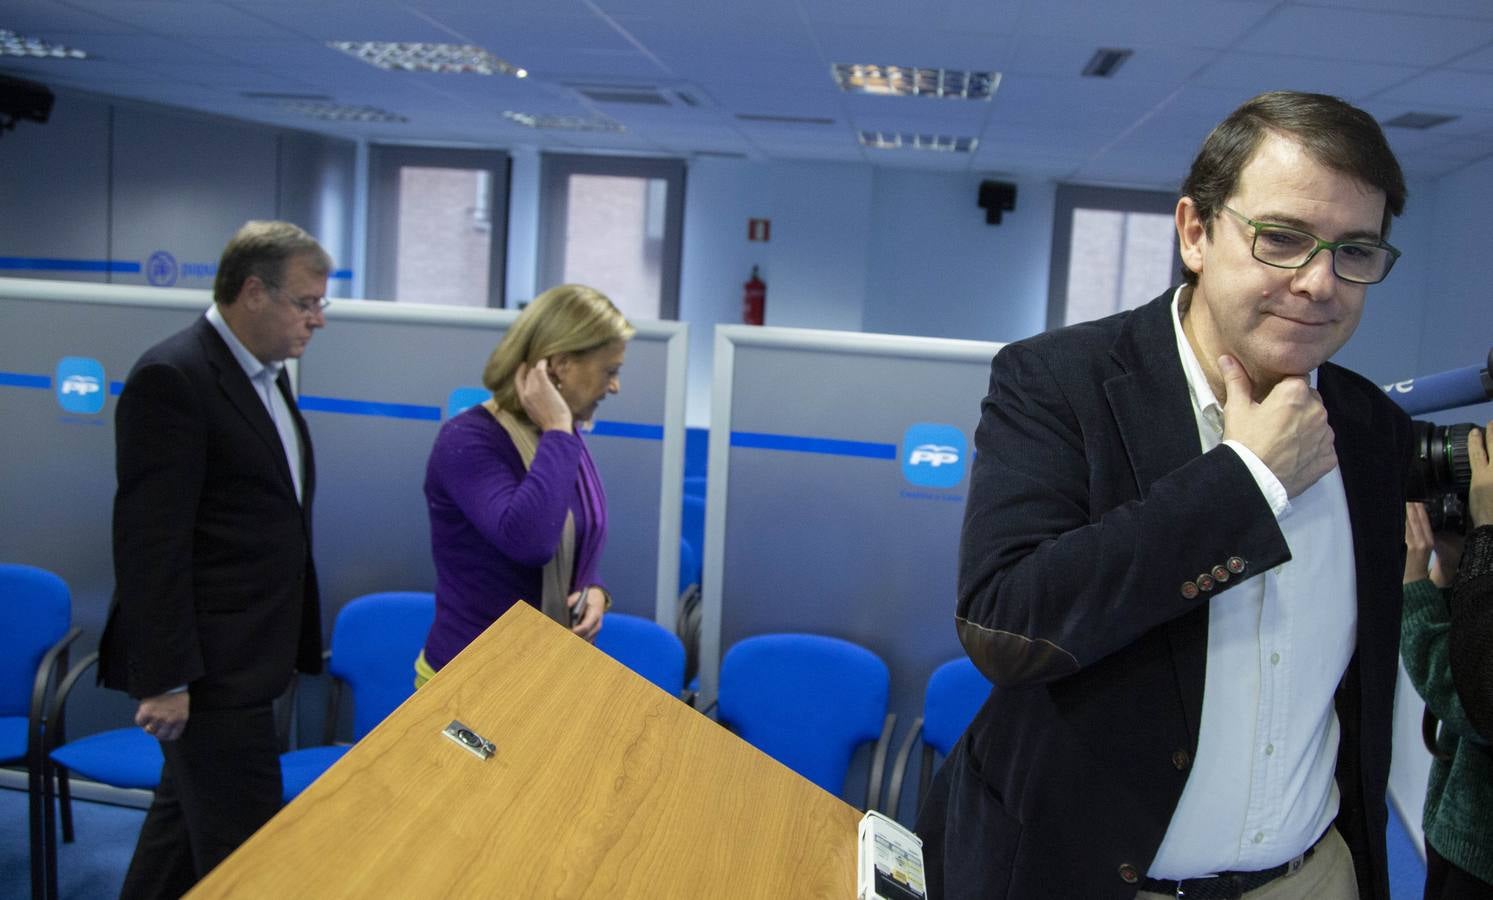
[41,756,60,900]
[30,756,47,900]
[56,765,75,843]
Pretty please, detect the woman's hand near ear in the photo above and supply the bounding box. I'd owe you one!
[516,359,573,433]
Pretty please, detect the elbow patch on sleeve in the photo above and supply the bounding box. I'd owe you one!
[956,616,1081,683]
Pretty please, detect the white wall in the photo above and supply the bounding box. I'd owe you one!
[863,170,1053,344]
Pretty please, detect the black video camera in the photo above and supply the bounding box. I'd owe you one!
[1407,421,1481,533]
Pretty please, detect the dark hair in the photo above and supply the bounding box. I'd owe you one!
[213,220,332,305]
[1179,91,1406,286]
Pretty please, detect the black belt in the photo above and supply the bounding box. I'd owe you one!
[1139,847,1313,899]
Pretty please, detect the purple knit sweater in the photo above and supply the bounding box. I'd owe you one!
[421,405,608,670]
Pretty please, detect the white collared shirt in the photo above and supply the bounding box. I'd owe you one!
[205,304,304,502]
[1148,287,1355,877]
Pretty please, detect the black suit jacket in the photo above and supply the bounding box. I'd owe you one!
[919,291,1411,900]
[101,314,323,709]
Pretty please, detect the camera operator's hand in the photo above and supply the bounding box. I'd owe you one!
[1219,355,1336,499]
[1471,421,1491,529]
[1405,501,1464,588]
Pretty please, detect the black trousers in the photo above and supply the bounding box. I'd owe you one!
[119,703,282,900]
[1425,841,1493,900]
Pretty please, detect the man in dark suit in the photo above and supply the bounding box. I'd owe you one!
[101,220,331,898]
[918,92,1414,900]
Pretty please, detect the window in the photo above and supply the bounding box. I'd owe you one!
[1048,185,1180,330]
[537,154,684,319]
[366,146,509,306]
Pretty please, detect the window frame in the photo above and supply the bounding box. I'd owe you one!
[365,144,511,307]
[537,153,685,320]
[1047,184,1181,331]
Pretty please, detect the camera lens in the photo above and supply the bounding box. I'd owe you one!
[1409,421,1478,500]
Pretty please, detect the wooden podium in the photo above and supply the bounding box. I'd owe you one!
[188,602,861,898]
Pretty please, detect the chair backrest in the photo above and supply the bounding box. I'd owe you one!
[328,592,436,740]
[922,657,993,756]
[717,633,888,795]
[0,564,71,717]
[594,613,686,695]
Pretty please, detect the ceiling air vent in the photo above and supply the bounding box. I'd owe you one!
[569,83,708,109]
[736,113,836,125]
[1383,111,1458,130]
[1082,48,1132,78]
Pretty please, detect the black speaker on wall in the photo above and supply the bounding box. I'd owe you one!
[0,73,54,136]
[978,180,1016,225]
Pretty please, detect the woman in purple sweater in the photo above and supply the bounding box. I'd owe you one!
[416,284,633,685]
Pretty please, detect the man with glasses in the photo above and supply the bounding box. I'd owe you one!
[919,92,1413,900]
[100,220,332,898]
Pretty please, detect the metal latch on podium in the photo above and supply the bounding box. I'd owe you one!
[442,720,496,760]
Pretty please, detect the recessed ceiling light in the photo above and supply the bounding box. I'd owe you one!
[1383,111,1458,130]
[859,131,978,152]
[0,28,88,59]
[503,111,625,132]
[281,101,408,123]
[833,65,999,100]
[327,41,526,77]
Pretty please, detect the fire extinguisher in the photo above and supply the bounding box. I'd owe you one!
[743,265,765,326]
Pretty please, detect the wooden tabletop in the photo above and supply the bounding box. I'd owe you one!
[189,601,861,898]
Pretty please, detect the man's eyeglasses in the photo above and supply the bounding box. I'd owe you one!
[1219,204,1400,285]
[264,281,330,316]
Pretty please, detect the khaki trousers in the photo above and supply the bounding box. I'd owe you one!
[1135,825,1358,900]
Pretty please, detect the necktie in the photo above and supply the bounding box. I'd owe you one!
[257,368,303,501]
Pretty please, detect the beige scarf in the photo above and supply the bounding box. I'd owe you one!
[486,401,575,626]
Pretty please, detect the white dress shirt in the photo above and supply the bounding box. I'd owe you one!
[205,304,304,503]
[1148,287,1355,878]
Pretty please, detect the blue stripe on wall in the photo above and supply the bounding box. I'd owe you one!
[298,395,441,421]
[0,371,51,389]
[730,430,897,460]
[0,257,142,274]
[110,381,124,395]
[331,269,353,280]
[589,421,663,440]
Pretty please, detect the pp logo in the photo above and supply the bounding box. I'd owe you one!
[56,357,107,415]
[901,423,967,489]
[447,386,490,419]
[147,251,178,287]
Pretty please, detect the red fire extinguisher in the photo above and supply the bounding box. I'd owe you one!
[743,265,765,326]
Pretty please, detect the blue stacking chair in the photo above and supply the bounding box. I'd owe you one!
[44,655,164,899]
[885,657,993,818]
[279,591,435,802]
[0,564,80,900]
[716,633,894,810]
[593,613,686,697]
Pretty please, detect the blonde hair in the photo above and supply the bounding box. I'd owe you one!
[483,284,634,416]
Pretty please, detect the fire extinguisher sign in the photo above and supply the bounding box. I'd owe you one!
[747,218,771,242]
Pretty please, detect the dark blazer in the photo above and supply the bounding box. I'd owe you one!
[101,314,322,710]
[919,291,1412,900]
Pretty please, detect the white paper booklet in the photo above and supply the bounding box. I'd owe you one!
[857,810,927,900]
